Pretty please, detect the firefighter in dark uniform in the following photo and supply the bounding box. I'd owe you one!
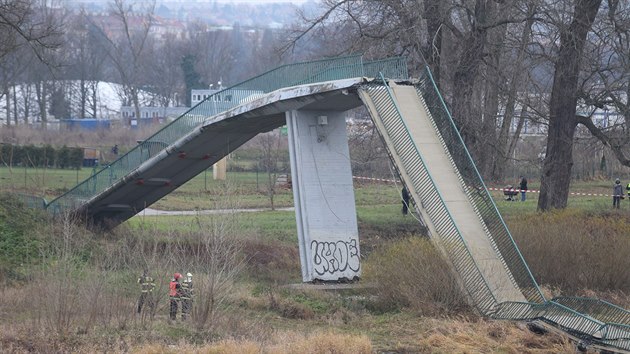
[137,269,155,314]
[181,272,193,320]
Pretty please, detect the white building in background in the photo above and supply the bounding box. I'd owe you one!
[118,87,264,126]
[190,87,264,107]
[119,106,188,127]
[495,94,628,137]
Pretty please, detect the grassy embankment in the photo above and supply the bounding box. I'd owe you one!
[1,168,629,352]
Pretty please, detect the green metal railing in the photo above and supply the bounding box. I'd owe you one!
[360,70,630,351]
[363,57,409,80]
[45,55,408,214]
[414,67,545,305]
[16,194,47,209]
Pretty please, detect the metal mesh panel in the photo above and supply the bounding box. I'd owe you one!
[541,301,607,339]
[15,193,47,209]
[414,68,545,305]
[363,57,408,79]
[46,55,408,213]
[552,297,630,329]
[359,75,499,315]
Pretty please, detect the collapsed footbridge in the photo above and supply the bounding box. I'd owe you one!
[42,55,629,351]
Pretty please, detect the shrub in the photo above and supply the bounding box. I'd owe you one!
[0,193,45,281]
[0,143,83,169]
[510,210,630,294]
[365,237,470,315]
[241,238,300,283]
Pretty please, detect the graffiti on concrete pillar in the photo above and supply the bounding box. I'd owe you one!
[311,239,360,276]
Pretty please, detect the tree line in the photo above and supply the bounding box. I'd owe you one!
[0,0,290,127]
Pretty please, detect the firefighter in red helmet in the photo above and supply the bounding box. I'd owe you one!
[169,273,182,321]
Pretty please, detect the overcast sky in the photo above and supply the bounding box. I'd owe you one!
[214,0,308,3]
[67,0,311,4]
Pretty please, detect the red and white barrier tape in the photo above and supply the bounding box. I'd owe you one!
[352,176,397,183]
[486,187,623,198]
[352,176,625,198]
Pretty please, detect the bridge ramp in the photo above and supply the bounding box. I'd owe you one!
[359,74,630,352]
[359,82,525,309]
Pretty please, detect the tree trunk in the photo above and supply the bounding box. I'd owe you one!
[423,0,443,84]
[538,0,602,211]
[506,105,527,164]
[479,17,508,179]
[132,86,141,121]
[12,85,18,125]
[35,81,48,126]
[22,86,29,125]
[451,0,498,159]
[91,81,98,118]
[492,10,535,181]
[80,77,86,118]
[4,84,10,126]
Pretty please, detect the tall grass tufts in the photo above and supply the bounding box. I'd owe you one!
[510,209,630,294]
[365,237,470,315]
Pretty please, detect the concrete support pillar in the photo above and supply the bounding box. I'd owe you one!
[286,110,361,282]
[213,157,227,180]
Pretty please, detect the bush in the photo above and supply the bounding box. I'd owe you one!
[241,238,300,283]
[0,193,45,281]
[0,144,83,169]
[510,210,630,293]
[365,237,470,315]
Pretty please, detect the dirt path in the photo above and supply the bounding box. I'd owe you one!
[139,206,295,216]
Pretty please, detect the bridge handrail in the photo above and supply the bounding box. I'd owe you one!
[46,55,408,212]
[360,74,500,314]
[415,67,546,304]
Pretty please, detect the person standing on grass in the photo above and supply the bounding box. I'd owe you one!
[613,178,623,209]
[519,176,528,202]
[181,272,193,320]
[169,273,182,321]
[137,269,155,314]
[401,187,410,215]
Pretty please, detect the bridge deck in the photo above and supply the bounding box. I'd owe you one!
[390,83,525,304]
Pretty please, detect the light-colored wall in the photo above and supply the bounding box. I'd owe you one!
[286,110,360,282]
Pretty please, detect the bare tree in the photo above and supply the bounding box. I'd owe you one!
[347,115,390,177]
[144,32,185,107]
[0,0,62,126]
[491,2,539,181]
[189,214,245,331]
[63,10,109,119]
[0,0,62,63]
[97,0,156,120]
[255,130,287,210]
[186,21,235,90]
[537,0,603,211]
